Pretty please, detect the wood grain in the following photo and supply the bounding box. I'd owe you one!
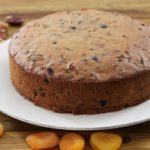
[0,0,150,149]
[0,0,150,14]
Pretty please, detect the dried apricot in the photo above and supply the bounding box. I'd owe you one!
[26,132,59,149]
[0,123,4,137]
[90,132,122,150]
[59,133,85,150]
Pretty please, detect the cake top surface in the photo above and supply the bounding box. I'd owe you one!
[9,9,150,82]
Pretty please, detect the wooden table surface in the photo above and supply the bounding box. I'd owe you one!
[0,0,150,149]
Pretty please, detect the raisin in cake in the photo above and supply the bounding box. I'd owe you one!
[9,10,150,114]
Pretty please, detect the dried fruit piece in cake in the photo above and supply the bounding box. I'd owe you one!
[59,133,85,150]
[26,132,59,149]
[90,132,122,150]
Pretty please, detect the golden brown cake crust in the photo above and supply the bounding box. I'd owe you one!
[9,10,150,114]
[9,10,150,82]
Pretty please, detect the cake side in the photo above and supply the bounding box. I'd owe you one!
[9,54,150,114]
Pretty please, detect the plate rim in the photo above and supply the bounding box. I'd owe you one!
[0,108,150,130]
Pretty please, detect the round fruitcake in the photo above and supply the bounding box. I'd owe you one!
[9,10,150,114]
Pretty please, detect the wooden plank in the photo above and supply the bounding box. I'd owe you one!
[0,113,150,133]
[0,112,150,149]
[0,0,150,14]
[0,132,30,150]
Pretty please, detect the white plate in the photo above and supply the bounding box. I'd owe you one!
[0,40,150,130]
